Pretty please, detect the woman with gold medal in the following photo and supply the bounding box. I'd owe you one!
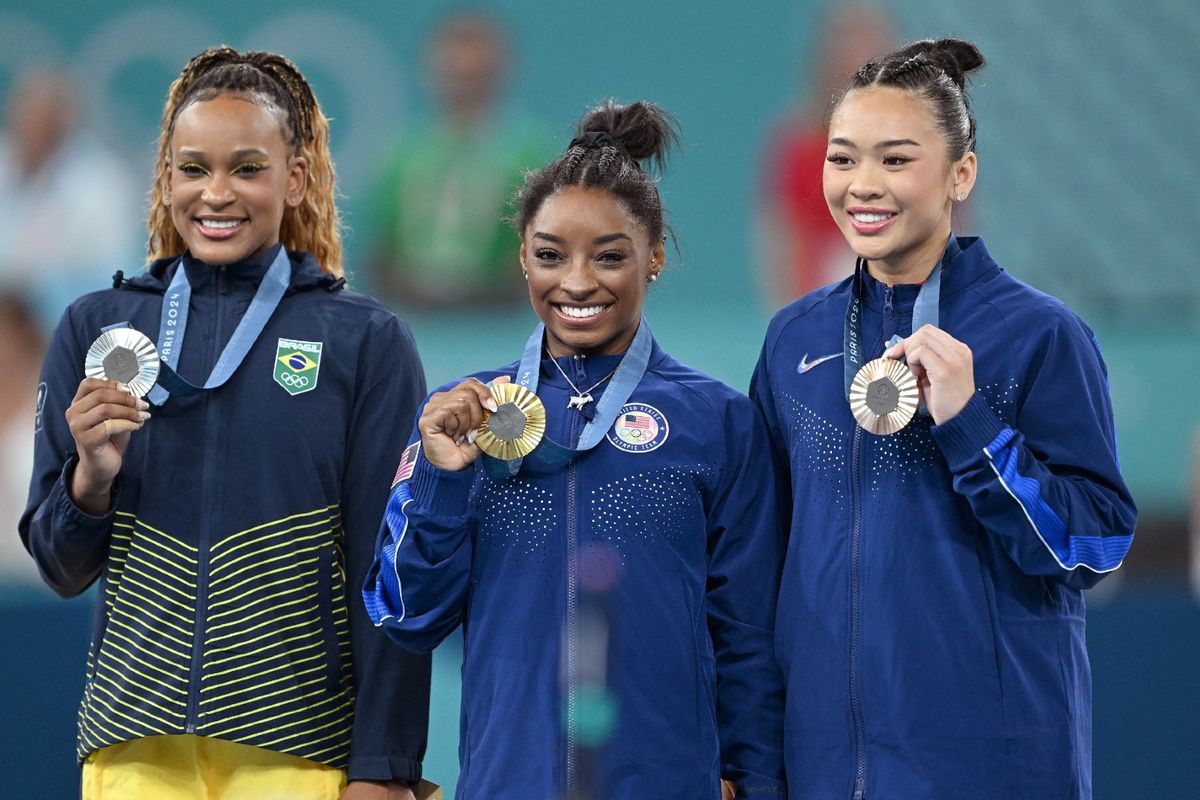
[751,38,1137,798]
[365,101,786,799]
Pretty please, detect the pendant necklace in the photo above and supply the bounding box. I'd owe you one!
[548,355,619,410]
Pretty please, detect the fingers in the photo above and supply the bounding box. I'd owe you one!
[420,379,498,443]
[67,380,151,446]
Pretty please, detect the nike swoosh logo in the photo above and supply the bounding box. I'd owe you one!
[797,352,843,374]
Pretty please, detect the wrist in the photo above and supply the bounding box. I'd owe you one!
[68,459,114,515]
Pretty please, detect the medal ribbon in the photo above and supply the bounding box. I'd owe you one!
[482,318,654,479]
[842,236,961,404]
[147,247,292,405]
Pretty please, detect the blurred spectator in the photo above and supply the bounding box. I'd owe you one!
[0,292,46,586]
[361,12,551,309]
[757,4,896,302]
[0,69,141,335]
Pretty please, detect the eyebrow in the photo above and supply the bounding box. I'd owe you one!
[532,232,633,245]
[176,147,272,160]
[829,137,923,149]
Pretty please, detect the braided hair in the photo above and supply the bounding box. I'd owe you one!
[838,38,985,160]
[147,46,344,277]
[513,99,679,244]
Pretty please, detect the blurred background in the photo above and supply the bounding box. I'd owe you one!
[1,0,1196,796]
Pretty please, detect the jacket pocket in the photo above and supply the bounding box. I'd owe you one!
[316,543,346,693]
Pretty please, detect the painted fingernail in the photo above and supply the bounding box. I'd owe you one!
[138,411,152,421]
[467,429,477,445]
[485,399,498,412]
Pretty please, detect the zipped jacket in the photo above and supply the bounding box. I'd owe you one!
[365,339,787,799]
[20,247,431,782]
[752,237,1136,799]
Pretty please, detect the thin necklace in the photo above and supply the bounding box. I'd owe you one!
[548,354,619,410]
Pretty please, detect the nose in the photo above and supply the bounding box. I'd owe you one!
[201,172,235,207]
[848,162,884,201]
[558,257,599,298]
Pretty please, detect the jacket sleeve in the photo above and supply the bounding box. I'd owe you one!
[362,424,477,655]
[705,394,788,796]
[19,304,118,597]
[931,315,1137,590]
[341,314,432,783]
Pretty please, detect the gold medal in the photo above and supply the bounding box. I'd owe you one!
[849,357,919,435]
[475,382,546,460]
[84,328,160,399]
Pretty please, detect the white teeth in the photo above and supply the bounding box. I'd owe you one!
[558,305,606,319]
[853,212,894,224]
[200,219,241,229]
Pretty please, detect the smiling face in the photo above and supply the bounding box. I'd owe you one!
[520,185,664,357]
[823,85,976,283]
[166,92,307,265]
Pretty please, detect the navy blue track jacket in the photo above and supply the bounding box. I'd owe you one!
[752,237,1136,799]
[365,338,787,799]
[20,247,431,781]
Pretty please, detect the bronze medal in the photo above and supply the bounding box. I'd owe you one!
[848,357,919,435]
[475,382,546,460]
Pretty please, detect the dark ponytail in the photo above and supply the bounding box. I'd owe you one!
[841,38,985,160]
[513,99,679,242]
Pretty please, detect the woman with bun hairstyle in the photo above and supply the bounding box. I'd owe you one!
[752,38,1136,798]
[365,100,786,799]
[21,47,430,799]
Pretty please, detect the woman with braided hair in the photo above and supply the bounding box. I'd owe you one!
[21,46,431,799]
[364,99,786,799]
[752,38,1136,797]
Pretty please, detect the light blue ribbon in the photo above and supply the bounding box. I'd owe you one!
[147,247,291,406]
[483,318,654,479]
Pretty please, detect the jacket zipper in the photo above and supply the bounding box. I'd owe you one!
[185,265,228,733]
[849,286,893,798]
[849,424,866,800]
[565,355,586,798]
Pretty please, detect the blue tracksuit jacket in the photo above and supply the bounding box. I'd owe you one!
[751,237,1136,799]
[365,339,787,799]
[20,247,431,781]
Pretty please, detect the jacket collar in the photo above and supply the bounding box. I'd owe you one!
[859,235,999,312]
[121,246,339,296]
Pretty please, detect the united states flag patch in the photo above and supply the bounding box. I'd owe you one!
[392,442,420,486]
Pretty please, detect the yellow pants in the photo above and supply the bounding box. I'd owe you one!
[82,735,346,800]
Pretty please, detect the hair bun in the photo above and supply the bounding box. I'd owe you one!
[576,99,679,169]
[926,38,985,89]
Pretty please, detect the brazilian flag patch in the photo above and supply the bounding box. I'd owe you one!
[274,337,322,396]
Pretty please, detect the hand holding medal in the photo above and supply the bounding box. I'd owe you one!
[883,324,975,425]
[419,376,515,471]
[67,331,158,515]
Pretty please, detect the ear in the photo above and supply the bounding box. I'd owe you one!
[951,151,977,202]
[285,155,309,208]
[648,237,667,280]
[518,236,529,274]
[162,156,173,202]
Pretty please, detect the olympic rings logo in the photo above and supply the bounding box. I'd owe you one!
[279,373,310,388]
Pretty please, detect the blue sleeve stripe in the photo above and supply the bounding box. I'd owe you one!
[364,483,414,625]
[984,428,1132,574]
